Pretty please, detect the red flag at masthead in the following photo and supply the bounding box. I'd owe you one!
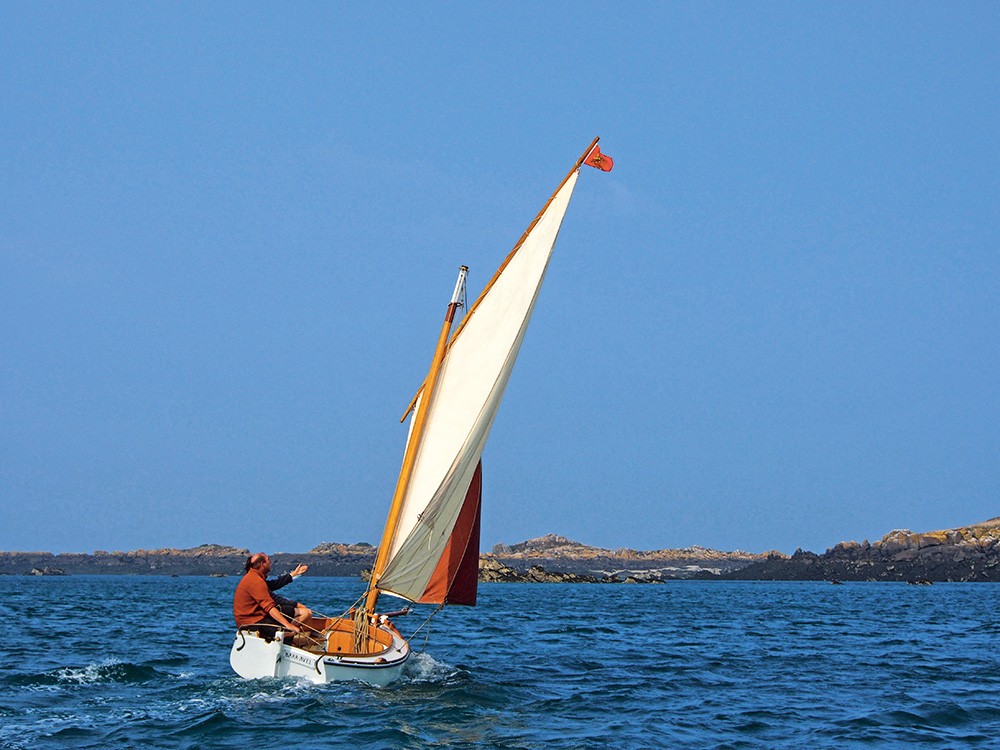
[583,144,614,172]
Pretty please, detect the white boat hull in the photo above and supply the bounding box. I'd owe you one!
[230,625,410,687]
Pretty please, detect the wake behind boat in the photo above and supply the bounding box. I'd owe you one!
[230,138,613,685]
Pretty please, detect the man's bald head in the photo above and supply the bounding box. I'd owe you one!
[245,552,269,572]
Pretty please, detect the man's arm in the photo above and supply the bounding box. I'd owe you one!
[267,565,308,593]
[267,573,293,592]
[267,606,300,632]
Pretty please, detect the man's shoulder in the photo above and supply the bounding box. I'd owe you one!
[235,571,257,588]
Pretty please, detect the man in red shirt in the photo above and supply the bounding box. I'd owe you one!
[233,552,311,635]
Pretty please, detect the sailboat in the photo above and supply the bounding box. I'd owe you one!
[230,138,613,685]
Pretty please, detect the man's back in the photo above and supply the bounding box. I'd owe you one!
[233,568,275,626]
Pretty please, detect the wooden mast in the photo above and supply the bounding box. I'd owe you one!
[364,266,469,617]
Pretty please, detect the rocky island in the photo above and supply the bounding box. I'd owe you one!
[722,517,1000,582]
[0,543,377,578]
[486,534,770,581]
[0,535,766,581]
[4,518,1000,583]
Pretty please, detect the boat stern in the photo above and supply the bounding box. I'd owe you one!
[229,621,410,686]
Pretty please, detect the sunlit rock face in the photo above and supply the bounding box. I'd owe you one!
[487,535,774,580]
[724,517,1000,582]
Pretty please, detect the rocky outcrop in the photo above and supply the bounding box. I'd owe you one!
[309,542,374,556]
[723,517,1000,582]
[478,556,657,584]
[478,557,530,582]
[28,567,65,576]
[0,536,769,579]
[0,543,377,577]
[10,520,998,582]
[491,535,772,579]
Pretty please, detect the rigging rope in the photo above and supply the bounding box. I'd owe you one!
[352,605,368,653]
[265,589,429,656]
[406,602,444,653]
[261,592,370,650]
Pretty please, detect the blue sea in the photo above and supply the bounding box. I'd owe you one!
[2,576,999,749]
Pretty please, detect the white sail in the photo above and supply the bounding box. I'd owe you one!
[377,170,581,601]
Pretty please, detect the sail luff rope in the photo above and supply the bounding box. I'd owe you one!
[399,137,599,423]
[448,137,597,345]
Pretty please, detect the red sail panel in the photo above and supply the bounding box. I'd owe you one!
[444,484,481,606]
[418,461,482,606]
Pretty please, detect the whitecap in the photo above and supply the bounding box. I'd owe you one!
[403,652,461,683]
[54,657,125,684]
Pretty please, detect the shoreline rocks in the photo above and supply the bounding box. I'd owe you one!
[478,557,662,584]
[721,517,1000,583]
[490,534,773,580]
[5,519,1000,583]
[28,567,65,576]
[0,544,377,578]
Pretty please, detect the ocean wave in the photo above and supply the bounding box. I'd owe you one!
[54,659,160,685]
[400,652,462,683]
[2,659,166,688]
[165,709,236,738]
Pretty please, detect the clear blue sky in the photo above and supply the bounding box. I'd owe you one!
[2,3,997,555]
